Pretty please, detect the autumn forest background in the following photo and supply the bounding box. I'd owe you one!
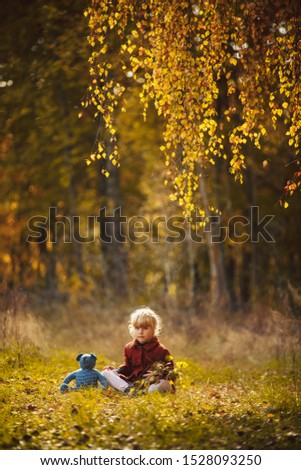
[1,0,301,451]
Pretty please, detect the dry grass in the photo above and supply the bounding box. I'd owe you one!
[1,294,301,368]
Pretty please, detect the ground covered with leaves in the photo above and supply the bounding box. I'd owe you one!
[1,345,301,450]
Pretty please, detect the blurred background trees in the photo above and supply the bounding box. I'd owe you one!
[1,0,301,332]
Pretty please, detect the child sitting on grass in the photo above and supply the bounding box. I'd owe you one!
[102,307,175,393]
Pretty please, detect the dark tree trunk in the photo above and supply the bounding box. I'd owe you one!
[98,139,128,300]
[57,85,85,282]
[38,232,57,293]
[240,165,258,308]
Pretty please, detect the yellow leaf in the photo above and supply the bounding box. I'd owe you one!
[127,45,136,54]
[165,355,174,362]
[176,361,188,369]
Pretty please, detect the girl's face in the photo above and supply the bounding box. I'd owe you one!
[133,324,154,343]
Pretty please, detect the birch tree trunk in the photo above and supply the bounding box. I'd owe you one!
[199,176,230,311]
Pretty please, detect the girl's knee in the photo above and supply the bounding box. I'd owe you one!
[148,379,172,393]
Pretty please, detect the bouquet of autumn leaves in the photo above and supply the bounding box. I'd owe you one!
[132,356,187,394]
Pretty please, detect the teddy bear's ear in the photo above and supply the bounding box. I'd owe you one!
[76,353,83,361]
[91,353,97,360]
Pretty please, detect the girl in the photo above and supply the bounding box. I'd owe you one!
[102,307,174,393]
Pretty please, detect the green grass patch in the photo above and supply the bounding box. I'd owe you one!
[1,345,301,450]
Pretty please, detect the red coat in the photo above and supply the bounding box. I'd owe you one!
[117,336,173,382]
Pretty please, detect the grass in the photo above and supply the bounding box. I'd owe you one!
[1,343,301,450]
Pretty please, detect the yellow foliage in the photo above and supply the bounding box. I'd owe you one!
[85,0,301,211]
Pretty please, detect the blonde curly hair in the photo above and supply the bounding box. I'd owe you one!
[128,307,162,338]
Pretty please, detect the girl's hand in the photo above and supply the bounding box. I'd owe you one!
[103,365,115,371]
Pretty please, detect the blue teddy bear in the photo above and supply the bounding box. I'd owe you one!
[59,353,108,393]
